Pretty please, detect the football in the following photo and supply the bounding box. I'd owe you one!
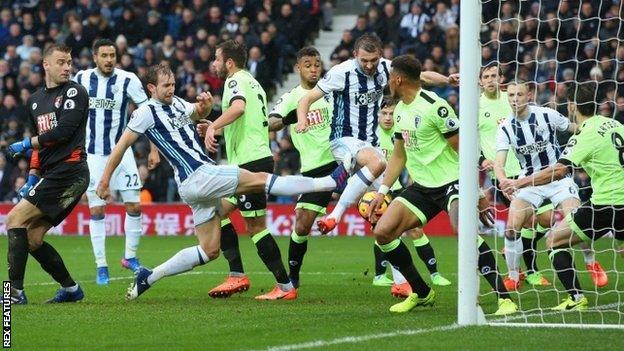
[358,191,392,219]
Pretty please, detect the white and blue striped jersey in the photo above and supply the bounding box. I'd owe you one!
[127,96,214,184]
[316,58,390,146]
[496,105,570,177]
[74,68,148,155]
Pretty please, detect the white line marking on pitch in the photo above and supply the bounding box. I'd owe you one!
[256,324,463,351]
[23,271,363,287]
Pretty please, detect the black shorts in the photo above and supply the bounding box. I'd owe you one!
[568,203,624,242]
[226,156,274,217]
[296,161,338,214]
[395,180,459,225]
[24,162,89,226]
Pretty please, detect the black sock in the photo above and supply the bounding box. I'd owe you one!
[373,244,386,276]
[381,240,430,297]
[288,234,308,280]
[522,231,547,274]
[415,242,438,275]
[550,248,582,298]
[522,237,538,274]
[7,228,29,290]
[478,241,510,299]
[254,232,290,285]
[30,242,76,288]
[221,222,245,274]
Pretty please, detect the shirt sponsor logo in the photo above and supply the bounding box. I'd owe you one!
[36,112,57,132]
[89,97,117,110]
[437,106,449,118]
[516,140,550,155]
[401,129,418,148]
[165,112,193,130]
[353,89,383,106]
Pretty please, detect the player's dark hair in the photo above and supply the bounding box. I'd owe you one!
[217,39,247,68]
[43,44,71,58]
[479,62,502,79]
[391,55,422,82]
[381,96,398,109]
[354,33,382,54]
[146,63,173,86]
[92,38,117,55]
[567,82,597,116]
[296,46,320,61]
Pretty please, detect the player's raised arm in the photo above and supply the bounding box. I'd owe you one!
[420,71,456,87]
[295,87,325,133]
[190,92,214,122]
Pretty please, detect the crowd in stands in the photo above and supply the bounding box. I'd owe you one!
[1,0,623,204]
[0,0,334,202]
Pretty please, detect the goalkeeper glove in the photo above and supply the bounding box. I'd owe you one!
[8,137,32,158]
[18,174,40,200]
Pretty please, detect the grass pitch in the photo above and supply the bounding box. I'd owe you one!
[4,235,623,350]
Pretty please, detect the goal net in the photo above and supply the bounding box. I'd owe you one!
[459,0,624,328]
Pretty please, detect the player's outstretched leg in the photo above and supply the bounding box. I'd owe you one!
[121,202,143,273]
[373,201,435,313]
[318,148,385,234]
[127,216,221,300]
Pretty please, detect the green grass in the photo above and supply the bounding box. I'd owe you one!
[3,235,623,350]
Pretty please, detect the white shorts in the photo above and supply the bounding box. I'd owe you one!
[515,177,579,209]
[330,137,384,172]
[178,164,240,226]
[87,149,141,207]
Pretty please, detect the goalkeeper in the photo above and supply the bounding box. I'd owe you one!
[502,83,624,311]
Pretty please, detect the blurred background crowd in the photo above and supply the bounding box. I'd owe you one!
[0,0,622,204]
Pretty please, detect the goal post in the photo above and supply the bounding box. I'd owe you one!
[457,0,483,326]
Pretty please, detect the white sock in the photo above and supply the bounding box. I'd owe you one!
[579,242,595,264]
[278,281,294,292]
[265,175,336,195]
[124,213,142,259]
[89,217,107,267]
[64,284,79,292]
[504,236,522,281]
[147,245,209,285]
[390,265,407,284]
[328,167,375,220]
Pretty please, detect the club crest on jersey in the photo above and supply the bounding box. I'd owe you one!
[414,116,421,128]
[54,96,62,108]
[64,99,75,109]
[306,108,327,127]
[66,87,77,98]
[36,112,57,132]
[112,85,119,94]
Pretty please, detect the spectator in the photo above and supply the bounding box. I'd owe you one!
[399,3,430,44]
[65,21,92,54]
[205,6,224,36]
[144,10,167,43]
[350,15,371,42]
[378,2,401,46]
[4,175,25,204]
[116,8,142,46]
[331,30,354,59]
[247,46,274,97]
[432,2,456,31]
